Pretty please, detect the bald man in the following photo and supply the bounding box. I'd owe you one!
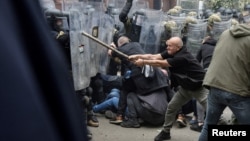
[129,36,208,140]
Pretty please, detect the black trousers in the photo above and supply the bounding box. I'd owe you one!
[127,92,165,126]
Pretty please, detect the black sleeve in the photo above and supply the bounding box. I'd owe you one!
[160,50,170,59]
[119,1,133,23]
[196,47,202,63]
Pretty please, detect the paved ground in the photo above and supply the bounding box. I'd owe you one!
[89,108,232,141]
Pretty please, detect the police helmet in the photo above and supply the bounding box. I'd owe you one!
[185,16,198,24]
[83,5,93,15]
[217,7,225,15]
[173,6,182,12]
[107,3,115,15]
[208,14,221,26]
[224,8,232,16]
[231,18,239,27]
[163,20,177,31]
[187,11,197,17]
[132,9,146,26]
[244,4,250,11]
[167,8,179,16]
[204,9,213,19]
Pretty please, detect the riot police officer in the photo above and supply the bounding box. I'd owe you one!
[119,0,146,42]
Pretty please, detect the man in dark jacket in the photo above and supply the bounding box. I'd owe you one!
[119,0,146,42]
[196,36,217,70]
[109,36,170,128]
[129,36,208,140]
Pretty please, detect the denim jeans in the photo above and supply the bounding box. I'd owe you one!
[198,87,250,141]
[196,99,205,123]
[93,88,120,113]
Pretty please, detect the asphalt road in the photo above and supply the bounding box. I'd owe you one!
[89,108,232,141]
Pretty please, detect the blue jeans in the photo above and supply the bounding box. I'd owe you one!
[93,88,120,113]
[199,87,250,141]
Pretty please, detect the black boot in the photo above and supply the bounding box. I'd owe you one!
[154,130,171,141]
[120,118,140,128]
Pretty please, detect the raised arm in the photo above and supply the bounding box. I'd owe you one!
[119,0,133,23]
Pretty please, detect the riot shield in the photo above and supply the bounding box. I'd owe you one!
[63,1,87,31]
[83,1,109,75]
[168,15,186,30]
[139,9,164,53]
[107,0,126,9]
[68,8,92,90]
[97,13,115,74]
[42,0,94,90]
[65,1,112,90]
[220,14,233,21]
[106,2,125,32]
[81,1,117,75]
[40,0,56,10]
[171,26,182,37]
[63,0,85,11]
[186,21,207,56]
[211,20,231,40]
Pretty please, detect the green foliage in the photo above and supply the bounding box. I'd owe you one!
[180,1,198,10]
[204,0,250,11]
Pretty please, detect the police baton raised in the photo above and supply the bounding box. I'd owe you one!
[81,31,129,59]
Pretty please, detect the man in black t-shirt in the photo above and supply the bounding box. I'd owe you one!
[129,36,208,141]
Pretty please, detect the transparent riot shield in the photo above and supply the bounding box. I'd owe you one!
[68,8,92,90]
[85,0,105,11]
[97,13,115,74]
[40,0,56,10]
[82,1,116,75]
[84,1,107,76]
[168,15,186,30]
[63,0,85,11]
[212,20,231,40]
[139,9,164,53]
[186,21,207,56]
[171,26,182,37]
[106,2,125,32]
[220,14,233,21]
[107,0,126,9]
[64,1,88,32]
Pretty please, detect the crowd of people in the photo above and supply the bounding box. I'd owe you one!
[3,0,250,141]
